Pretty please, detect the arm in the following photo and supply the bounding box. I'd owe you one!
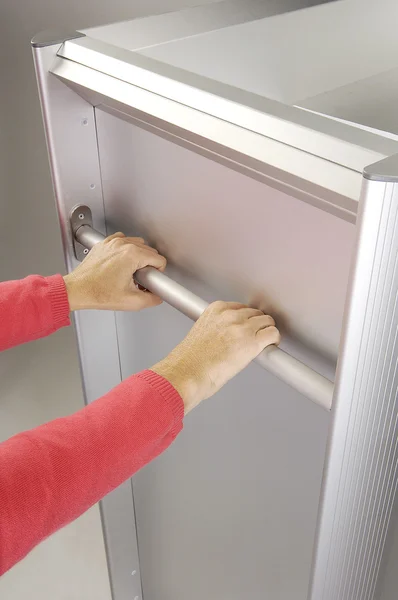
[0,275,70,351]
[0,233,280,574]
[0,370,183,575]
[0,233,166,352]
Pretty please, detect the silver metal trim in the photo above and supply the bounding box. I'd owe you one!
[51,59,361,223]
[32,44,143,600]
[50,36,398,223]
[31,30,85,48]
[364,153,398,183]
[74,218,334,411]
[58,36,398,173]
[309,177,398,599]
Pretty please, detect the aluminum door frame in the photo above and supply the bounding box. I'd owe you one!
[309,160,398,600]
[32,36,143,600]
[54,35,398,224]
[33,31,398,600]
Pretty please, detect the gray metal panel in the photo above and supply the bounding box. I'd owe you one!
[137,0,398,106]
[298,67,398,138]
[32,45,142,600]
[131,345,329,600]
[82,0,335,52]
[95,108,345,599]
[309,176,398,599]
[95,108,354,367]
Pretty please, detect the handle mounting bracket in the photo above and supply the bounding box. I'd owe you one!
[70,204,93,261]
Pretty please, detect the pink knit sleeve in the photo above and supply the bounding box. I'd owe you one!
[0,275,70,351]
[0,370,184,574]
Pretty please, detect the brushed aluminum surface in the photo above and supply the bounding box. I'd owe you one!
[95,107,336,600]
[32,43,143,600]
[309,175,398,600]
[95,108,354,371]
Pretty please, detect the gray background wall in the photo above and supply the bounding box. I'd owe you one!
[0,2,212,599]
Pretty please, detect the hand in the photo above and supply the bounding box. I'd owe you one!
[64,233,167,311]
[152,301,280,414]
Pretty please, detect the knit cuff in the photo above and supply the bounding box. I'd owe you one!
[137,370,185,434]
[46,275,71,330]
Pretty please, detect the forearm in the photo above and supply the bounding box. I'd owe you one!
[0,275,70,351]
[0,370,184,575]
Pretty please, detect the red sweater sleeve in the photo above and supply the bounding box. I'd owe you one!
[0,274,71,350]
[0,371,184,575]
[0,276,185,574]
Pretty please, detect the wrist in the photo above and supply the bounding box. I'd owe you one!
[151,355,202,415]
[63,274,87,311]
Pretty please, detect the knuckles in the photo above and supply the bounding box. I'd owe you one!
[108,237,126,248]
[264,326,281,344]
[207,300,230,314]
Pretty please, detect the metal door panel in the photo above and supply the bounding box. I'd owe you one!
[95,108,345,599]
[96,109,355,370]
[114,303,329,600]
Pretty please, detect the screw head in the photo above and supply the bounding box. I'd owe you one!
[83,248,89,255]
[78,213,85,220]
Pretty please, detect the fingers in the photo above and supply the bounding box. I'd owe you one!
[208,302,274,324]
[207,301,279,342]
[105,232,126,241]
[256,325,280,347]
[107,234,154,251]
[106,233,146,244]
[98,241,277,337]
[248,314,275,330]
[105,233,168,272]
[135,248,167,272]
[123,237,147,246]
[126,289,163,310]
[212,301,247,310]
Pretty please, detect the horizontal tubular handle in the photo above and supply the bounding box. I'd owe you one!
[75,225,334,410]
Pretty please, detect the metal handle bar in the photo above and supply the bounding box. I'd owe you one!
[75,224,334,410]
